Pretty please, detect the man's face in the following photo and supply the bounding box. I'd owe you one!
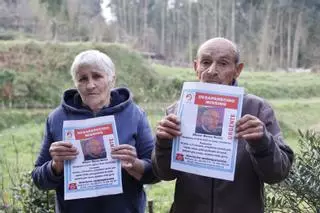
[88,139,103,156]
[202,110,220,131]
[74,65,114,112]
[194,39,243,85]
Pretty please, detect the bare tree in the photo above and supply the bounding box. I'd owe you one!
[287,7,292,68]
[291,11,303,68]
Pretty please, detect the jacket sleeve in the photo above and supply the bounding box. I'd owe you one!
[152,137,180,181]
[151,104,180,181]
[135,111,159,184]
[31,118,63,190]
[246,101,294,184]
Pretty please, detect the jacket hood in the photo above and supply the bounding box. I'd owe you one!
[61,87,132,115]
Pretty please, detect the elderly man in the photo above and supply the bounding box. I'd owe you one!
[152,37,294,213]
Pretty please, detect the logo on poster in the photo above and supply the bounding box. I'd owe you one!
[68,182,77,190]
[66,130,73,139]
[176,153,184,161]
[185,93,193,103]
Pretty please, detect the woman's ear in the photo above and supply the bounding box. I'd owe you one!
[110,74,116,88]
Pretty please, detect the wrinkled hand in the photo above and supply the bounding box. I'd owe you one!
[236,114,265,141]
[49,141,78,175]
[156,114,182,140]
[111,144,138,169]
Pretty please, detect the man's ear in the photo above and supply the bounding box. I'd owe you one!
[193,59,200,79]
[235,63,244,79]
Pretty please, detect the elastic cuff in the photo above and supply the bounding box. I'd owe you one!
[140,160,155,183]
[246,127,272,156]
[47,160,63,182]
[156,137,173,149]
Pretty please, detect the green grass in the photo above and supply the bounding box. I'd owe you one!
[145,181,175,213]
[153,64,196,81]
[269,98,320,150]
[153,64,320,99]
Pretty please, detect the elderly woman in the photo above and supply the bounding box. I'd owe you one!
[32,50,158,213]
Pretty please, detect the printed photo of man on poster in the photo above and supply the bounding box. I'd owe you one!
[195,107,224,136]
[81,136,107,161]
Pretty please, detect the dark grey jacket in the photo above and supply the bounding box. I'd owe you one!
[152,94,294,213]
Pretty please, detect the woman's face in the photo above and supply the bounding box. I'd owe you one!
[74,65,113,112]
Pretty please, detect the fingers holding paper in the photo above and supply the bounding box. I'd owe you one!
[156,114,182,140]
[111,144,145,180]
[49,141,79,162]
[236,114,265,141]
[111,144,138,169]
[49,141,79,175]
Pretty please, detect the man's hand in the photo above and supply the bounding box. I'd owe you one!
[156,114,182,140]
[49,141,78,175]
[236,114,265,141]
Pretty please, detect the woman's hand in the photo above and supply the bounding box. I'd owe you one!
[111,144,145,180]
[49,141,79,175]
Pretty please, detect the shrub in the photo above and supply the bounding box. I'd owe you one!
[12,172,55,213]
[265,130,320,212]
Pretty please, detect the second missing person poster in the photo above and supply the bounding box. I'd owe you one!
[171,82,244,181]
[63,116,123,200]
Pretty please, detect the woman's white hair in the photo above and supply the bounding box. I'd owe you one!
[70,50,115,82]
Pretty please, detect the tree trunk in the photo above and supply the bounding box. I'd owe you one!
[258,0,273,68]
[122,0,127,33]
[188,0,193,62]
[218,0,221,36]
[198,0,206,43]
[270,6,280,70]
[279,11,284,68]
[214,0,218,36]
[143,0,148,50]
[291,11,303,68]
[133,2,137,37]
[160,0,167,54]
[128,1,133,36]
[176,2,180,60]
[287,9,292,69]
[231,0,236,42]
[248,0,254,67]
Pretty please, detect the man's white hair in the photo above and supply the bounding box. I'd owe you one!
[70,50,115,82]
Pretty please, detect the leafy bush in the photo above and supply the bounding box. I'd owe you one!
[0,171,55,213]
[0,132,55,213]
[265,130,320,212]
[13,172,55,213]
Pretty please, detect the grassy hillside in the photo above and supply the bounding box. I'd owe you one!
[154,64,320,99]
[0,41,177,106]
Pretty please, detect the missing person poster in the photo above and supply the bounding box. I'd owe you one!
[63,116,122,200]
[171,82,244,181]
